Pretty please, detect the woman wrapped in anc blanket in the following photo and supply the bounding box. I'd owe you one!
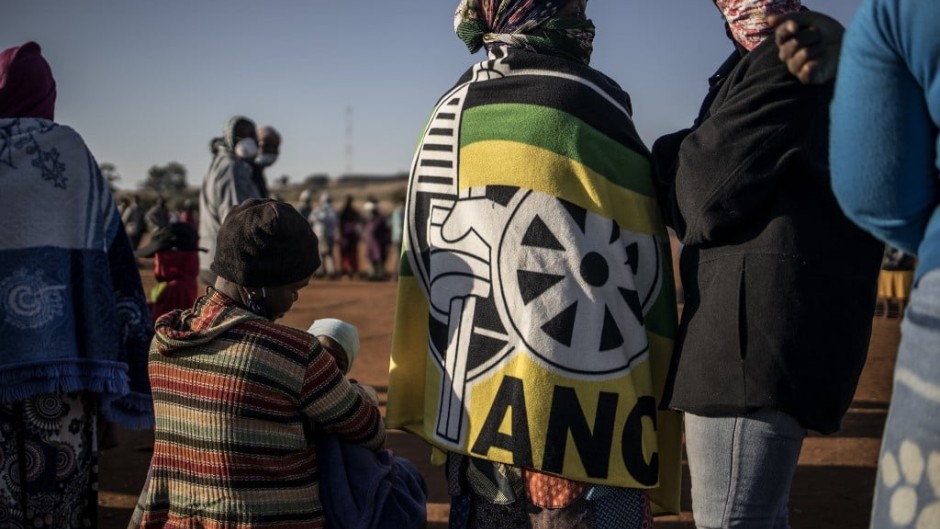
[385,0,682,527]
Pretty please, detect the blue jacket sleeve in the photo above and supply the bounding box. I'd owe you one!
[830,0,940,256]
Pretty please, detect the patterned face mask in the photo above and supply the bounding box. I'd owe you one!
[714,0,801,51]
[454,0,595,65]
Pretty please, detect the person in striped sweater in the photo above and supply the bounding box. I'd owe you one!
[130,199,386,529]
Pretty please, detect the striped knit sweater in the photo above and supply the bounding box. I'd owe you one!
[131,290,385,529]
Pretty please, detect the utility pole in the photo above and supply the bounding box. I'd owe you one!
[345,106,353,176]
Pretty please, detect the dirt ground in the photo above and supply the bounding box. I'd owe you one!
[99,269,900,528]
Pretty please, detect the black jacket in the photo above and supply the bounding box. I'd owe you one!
[652,37,883,434]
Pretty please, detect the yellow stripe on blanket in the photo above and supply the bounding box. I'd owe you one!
[387,275,431,427]
[459,140,666,238]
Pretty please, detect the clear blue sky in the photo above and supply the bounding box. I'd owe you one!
[2,1,861,190]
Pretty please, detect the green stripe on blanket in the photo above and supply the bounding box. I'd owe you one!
[461,103,655,198]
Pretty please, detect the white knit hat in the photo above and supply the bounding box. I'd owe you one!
[308,318,360,372]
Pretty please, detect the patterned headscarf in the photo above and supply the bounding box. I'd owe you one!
[0,41,56,120]
[714,0,801,51]
[454,0,595,65]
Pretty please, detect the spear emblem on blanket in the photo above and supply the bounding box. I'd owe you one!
[427,193,493,443]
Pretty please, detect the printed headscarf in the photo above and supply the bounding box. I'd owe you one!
[454,0,595,65]
[714,0,801,51]
[0,41,56,120]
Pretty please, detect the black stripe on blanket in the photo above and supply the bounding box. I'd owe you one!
[462,71,649,157]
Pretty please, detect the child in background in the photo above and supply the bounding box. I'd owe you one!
[136,222,202,323]
[307,318,427,529]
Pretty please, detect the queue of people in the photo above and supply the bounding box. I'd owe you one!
[118,195,198,247]
[0,0,936,528]
[297,192,401,281]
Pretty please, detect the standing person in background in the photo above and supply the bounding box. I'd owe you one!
[198,115,262,286]
[386,0,683,526]
[209,136,224,157]
[338,194,362,278]
[297,189,314,221]
[363,200,390,281]
[389,195,405,280]
[877,245,916,318]
[122,194,146,251]
[178,198,198,230]
[136,222,203,323]
[313,192,339,279]
[651,2,883,527]
[0,41,154,528]
[167,204,180,225]
[144,196,170,234]
[251,125,280,199]
[826,0,940,526]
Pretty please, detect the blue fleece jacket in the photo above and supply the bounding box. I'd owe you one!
[831,0,940,281]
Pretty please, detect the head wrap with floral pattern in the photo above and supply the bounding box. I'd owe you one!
[714,0,801,51]
[454,0,595,65]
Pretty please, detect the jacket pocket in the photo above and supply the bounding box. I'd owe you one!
[737,262,747,361]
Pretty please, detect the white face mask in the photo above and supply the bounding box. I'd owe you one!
[234,137,258,160]
[255,153,278,167]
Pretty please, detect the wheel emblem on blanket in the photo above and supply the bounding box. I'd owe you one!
[497,192,662,375]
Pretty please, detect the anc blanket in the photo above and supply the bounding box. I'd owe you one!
[386,48,681,513]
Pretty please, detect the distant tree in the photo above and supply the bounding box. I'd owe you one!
[143,162,188,194]
[275,174,290,188]
[98,162,121,192]
[303,173,330,188]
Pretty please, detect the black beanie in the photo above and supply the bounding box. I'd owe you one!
[211,198,320,287]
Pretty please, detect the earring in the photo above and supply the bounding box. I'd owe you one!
[244,289,270,318]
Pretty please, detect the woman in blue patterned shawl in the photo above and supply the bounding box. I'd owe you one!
[0,41,153,528]
[387,0,682,527]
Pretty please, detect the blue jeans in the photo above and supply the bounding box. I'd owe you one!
[870,269,940,529]
[685,409,807,529]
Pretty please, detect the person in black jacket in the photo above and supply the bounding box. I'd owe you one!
[651,1,882,527]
